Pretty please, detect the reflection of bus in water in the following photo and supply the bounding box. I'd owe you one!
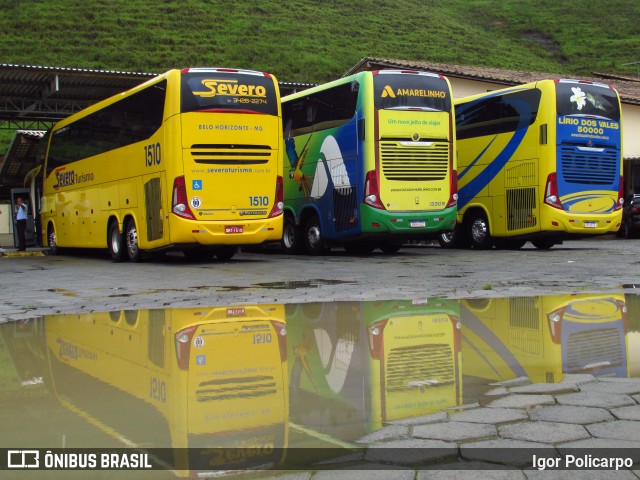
[461,294,628,385]
[42,305,288,473]
[286,299,461,441]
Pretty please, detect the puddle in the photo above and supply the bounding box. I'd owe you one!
[218,279,356,291]
[1,292,639,473]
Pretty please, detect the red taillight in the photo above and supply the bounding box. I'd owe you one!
[614,177,624,211]
[547,307,565,344]
[544,173,563,210]
[617,299,628,333]
[172,176,196,220]
[447,170,458,208]
[270,320,287,362]
[269,176,284,218]
[368,319,389,359]
[175,325,198,370]
[364,170,385,210]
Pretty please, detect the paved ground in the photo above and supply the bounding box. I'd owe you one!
[1,236,640,323]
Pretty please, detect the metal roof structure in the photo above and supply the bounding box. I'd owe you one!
[0,64,158,130]
[0,63,315,130]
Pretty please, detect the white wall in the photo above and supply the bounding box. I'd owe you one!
[0,204,11,234]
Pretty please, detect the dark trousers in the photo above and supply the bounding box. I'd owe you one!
[16,219,26,251]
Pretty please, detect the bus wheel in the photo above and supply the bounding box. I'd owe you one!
[47,224,58,255]
[125,219,142,262]
[379,241,402,254]
[467,212,493,249]
[494,238,526,250]
[108,221,125,262]
[215,246,238,261]
[282,216,301,254]
[303,216,324,255]
[532,238,555,250]
[438,223,463,248]
[344,242,375,255]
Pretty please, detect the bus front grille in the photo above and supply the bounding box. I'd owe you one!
[196,375,277,401]
[559,146,618,185]
[565,327,624,373]
[190,144,272,165]
[379,141,449,181]
[386,344,454,391]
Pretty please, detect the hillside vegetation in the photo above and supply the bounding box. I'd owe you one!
[1,0,638,83]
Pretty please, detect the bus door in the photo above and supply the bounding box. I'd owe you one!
[10,187,36,247]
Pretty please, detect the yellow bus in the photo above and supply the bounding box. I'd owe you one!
[281,70,457,255]
[440,79,623,249]
[40,305,289,474]
[461,294,628,384]
[41,68,284,262]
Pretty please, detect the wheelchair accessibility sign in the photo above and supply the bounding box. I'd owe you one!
[192,180,202,190]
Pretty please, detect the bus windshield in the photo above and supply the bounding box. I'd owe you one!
[181,70,278,115]
[556,81,620,120]
[374,72,451,112]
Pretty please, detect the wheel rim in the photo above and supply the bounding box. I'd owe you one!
[283,224,295,249]
[471,219,488,243]
[127,224,139,257]
[307,225,321,251]
[110,227,120,254]
[441,231,455,244]
[48,228,56,249]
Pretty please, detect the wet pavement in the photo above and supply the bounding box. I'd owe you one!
[1,294,640,478]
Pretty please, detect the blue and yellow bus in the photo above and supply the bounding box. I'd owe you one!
[440,79,623,249]
[281,70,457,255]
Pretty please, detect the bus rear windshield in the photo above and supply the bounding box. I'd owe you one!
[181,72,278,115]
[556,82,620,120]
[374,73,451,112]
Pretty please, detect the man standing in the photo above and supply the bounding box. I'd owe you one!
[15,197,27,252]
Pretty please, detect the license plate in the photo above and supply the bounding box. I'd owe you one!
[225,226,243,234]
[410,221,426,228]
[584,222,597,228]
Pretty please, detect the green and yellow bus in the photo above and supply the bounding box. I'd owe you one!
[281,69,457,255]
[41,68,284,262]
[440,79,623,249]
[40,305,289,474]
[287,299,461,439]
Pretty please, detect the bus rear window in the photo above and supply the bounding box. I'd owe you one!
[374,73,451,112]
[556,82,620,120]
[181,72,278,115]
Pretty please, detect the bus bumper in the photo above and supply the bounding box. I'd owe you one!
[540,207,622,235]
[168,216,283,245]
[360,205,457,235]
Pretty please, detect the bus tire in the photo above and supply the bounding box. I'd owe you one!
[438,224,465,248]
[379,241,402,254]
[215,246,238,261]
[47,223,58,256]
[467,211,493,249]
[494,238,526,250]
[108,221,125,262]
[125,218,142,262]
[303,216,324,256]
[344,242,375,255]
[532,238,555,250]
[282,216,301,254]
